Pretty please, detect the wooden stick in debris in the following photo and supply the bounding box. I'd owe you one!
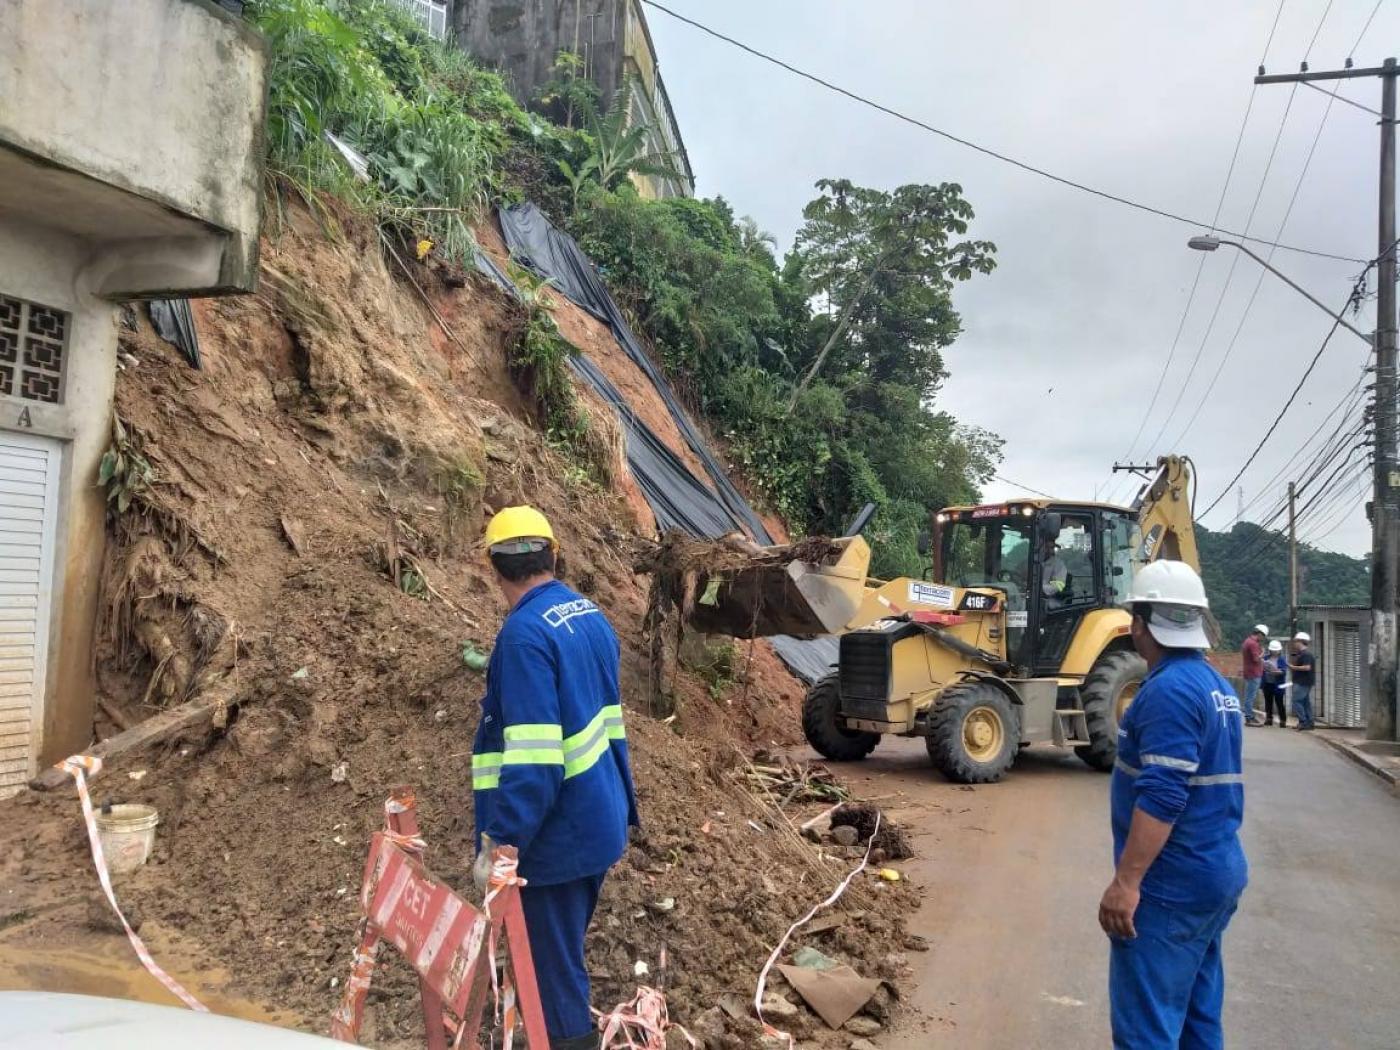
[28,696,228,791]
[96,696,133,733]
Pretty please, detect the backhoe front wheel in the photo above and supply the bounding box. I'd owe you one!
[1075,650,1148,772]
[926,681,1020,783]
[802,673,879,762]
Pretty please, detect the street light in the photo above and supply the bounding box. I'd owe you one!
[1186,235,1374,345]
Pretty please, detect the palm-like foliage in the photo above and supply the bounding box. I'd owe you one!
[557,79,681,210]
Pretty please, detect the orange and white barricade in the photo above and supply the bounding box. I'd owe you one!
[330,787,549,1049]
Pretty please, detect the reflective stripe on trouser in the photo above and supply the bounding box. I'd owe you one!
[1110,895,1238,1050]
[520,872,606,1041]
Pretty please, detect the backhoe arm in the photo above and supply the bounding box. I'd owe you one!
[1130,455,1201,572]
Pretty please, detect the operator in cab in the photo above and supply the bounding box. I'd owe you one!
[1098,560,1247,1050]
[1040,534,1069,601]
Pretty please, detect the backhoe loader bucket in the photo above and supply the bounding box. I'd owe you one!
[686,536,872,638]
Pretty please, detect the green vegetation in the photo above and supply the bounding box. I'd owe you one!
[249,3,1003,569]
[571,184,1001,577]
[1198,522,1370,645]
[99,418,155,514]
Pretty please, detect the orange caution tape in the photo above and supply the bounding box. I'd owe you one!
[58,753,209,1013]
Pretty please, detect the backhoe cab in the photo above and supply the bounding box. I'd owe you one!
[689,456,1200,783]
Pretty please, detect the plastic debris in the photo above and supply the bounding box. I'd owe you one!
[462,644,489,672]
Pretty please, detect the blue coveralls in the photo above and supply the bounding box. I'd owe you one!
[1110,650,1249,1050]
[472,579,639,1043]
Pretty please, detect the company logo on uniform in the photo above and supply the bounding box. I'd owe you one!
[1211,690,1242,721]
[543,598,601,633]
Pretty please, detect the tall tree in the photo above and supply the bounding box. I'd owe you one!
[787,179,996,407]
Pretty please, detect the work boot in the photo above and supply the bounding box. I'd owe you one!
[552,1033,601,1050]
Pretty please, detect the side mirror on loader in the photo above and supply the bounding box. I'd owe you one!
[916,530,932,556]
[1037,512,1062,540]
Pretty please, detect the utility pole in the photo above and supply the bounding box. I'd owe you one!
[1256,59,1399,741]
[1288,481,1299,637]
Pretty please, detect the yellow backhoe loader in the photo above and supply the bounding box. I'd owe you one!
[688,456,1203,782]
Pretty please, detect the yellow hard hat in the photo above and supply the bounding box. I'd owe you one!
[483,505,557,553]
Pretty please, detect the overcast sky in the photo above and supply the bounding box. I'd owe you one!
[645,0,1397,559]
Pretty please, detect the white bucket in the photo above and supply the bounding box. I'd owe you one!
[95,804,159,874]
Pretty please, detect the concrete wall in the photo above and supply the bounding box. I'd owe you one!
[454,0,627,104]
[0,216,118,764]
[0,0,267,294]
[451,0,693,195]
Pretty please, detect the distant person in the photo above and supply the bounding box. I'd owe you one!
[1261,640,1288,727]
[1099,560,1247,1050]
[1240,624,1267,726]
[1288,632,1316,731]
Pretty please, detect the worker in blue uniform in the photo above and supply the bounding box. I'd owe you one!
[471,506,639,1050]
[1099,559,1248,1050]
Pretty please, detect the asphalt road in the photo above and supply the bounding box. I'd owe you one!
[823,725,1400,1049]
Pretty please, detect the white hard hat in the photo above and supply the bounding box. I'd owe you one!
[1294,631,1311,643]
[1123,560,1211,649]
[1268,640,1283,652]
[1253,623,1269,635]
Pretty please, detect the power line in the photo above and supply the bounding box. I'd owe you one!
[1352,0,1386,56]
[1115,0,1287,477]
[640,0,1368,264]
[1222,367,1369,528]
[1170,96,1341,446]
[1147,78,1306,454]
[1166,0,1386,446]
[1197,259,1376,521]
[1108,0,1290,501]
[991,473,1056,499]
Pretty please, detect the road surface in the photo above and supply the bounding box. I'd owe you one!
[823,725,1400,1049]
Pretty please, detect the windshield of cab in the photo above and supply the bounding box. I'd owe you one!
[942,516,1035,599]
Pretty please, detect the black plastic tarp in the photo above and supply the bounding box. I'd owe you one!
[491,204,838,684]
[147,299,201,369]
[497,204,771,542]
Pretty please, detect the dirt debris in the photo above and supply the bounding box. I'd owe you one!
[0,200,919,1047]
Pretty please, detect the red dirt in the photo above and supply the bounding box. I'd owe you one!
[0,201,914,1047]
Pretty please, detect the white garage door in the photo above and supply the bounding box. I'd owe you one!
[0,432,60,796]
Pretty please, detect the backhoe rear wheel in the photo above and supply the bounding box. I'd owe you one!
[1075,649,1148,772]
[926,681,1020,783]
[802,673,879,762]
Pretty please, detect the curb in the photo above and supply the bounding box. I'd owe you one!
[1312,732,1400,790]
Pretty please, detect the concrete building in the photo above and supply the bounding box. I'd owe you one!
[451,0,695,198]
[1297,605,1372,729]
[0,0,267,793]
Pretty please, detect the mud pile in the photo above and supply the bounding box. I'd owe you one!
[0,202,916,1046]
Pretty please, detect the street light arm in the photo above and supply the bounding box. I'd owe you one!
[1207,238,1374,346]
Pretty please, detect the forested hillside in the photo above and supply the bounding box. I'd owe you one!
[1198,521,1370,645]
[249,0,1002,579]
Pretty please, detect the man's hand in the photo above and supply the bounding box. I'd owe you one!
[1098,875,1140,939]
[473,834,495,892]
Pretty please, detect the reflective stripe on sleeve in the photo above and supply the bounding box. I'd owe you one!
[473,751,503,791]
[1187,772,1245,786]
[1141,754,1200,772]
[1114,758,1141,778]
[504,723,563,743]
[502,721,565,768]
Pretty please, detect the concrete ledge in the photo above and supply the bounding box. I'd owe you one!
[1313,729,1400,791]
